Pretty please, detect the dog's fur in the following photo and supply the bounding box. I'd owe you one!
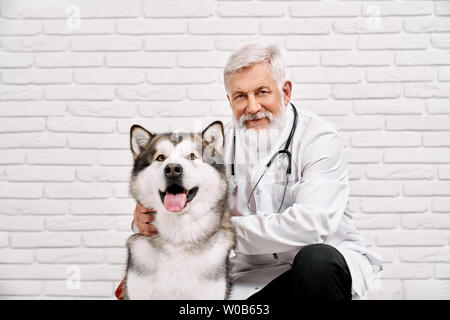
[121,121,235,300]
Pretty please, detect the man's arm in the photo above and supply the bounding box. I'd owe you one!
[132,203,158,236]
[231,123,349,255]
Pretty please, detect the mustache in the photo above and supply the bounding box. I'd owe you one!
[239,111,275,127]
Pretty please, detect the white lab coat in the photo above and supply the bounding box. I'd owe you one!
[225,104,383,300]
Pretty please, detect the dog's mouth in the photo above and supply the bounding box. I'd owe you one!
[159,184,198,213]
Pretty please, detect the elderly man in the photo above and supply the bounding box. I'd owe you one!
[126,44,382,300]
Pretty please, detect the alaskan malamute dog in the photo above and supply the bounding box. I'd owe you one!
[121,121,235,300]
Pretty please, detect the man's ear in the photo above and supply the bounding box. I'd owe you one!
[282,80,292,107]
[130,125,154,160]
[202,121,224,164]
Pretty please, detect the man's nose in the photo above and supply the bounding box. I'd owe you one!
[246,94,261,114]
[164,163,183,178]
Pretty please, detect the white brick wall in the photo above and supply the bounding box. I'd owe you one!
[0,0,449,300]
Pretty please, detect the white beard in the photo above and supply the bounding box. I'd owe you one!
[232,102,289,166]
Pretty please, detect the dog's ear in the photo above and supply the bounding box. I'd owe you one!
[202,121,224,164]
[130,125,154,160]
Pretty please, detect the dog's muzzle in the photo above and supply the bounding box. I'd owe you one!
[159,184,198,213]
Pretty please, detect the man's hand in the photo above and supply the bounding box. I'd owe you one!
[134,203,158,236]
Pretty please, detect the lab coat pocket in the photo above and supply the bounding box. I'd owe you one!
[270,179,299,212]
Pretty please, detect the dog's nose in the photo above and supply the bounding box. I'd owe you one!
[164,163,183,178]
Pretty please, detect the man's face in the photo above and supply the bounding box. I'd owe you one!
[226,62,291,130]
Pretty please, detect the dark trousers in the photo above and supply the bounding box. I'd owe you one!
[247,244,353,301]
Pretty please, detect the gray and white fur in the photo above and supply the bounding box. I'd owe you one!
[121,121,236,300]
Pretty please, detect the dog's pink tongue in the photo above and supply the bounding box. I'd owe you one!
[163,192,187,212]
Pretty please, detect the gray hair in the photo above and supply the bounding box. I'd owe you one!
[223,43,287,92]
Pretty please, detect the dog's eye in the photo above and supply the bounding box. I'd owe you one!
[156,154,165,161]
[189,153,196,160]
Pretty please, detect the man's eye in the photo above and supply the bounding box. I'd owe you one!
[189,153,196,160]
[156,154,165,161]
[234,94,243,100]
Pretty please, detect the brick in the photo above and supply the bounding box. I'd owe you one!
[353,99,425,115]
[105,248,128,264]
[324,116,384,131]
[401,214,450,229]
[290,2,360,17]
[333,18,402,34]
[332,84,401,99]
[435,264,450,279]
[1,36,69,52]
[404,181,450,196]
[384,148,450,164]
[350,181,402,197]
[5,166,75,182]
[106,53,176,68]
[366,280,403,300]
[35,53,103,67]
[365,164,435,180]
[350,132,421,147]
[71,36,141,52]
[0,182,43,199]
[0,53,33,68]
[438,67,450,81]
[381,263,433,279]
[146,68,217,84]
[117,20,186,35]
[144,0,214,18]
[286,35,354,50]
[69,199,135,215]
[0,281,41,296]
[114,183,134,199]
[216,37,285,52]
[2,69,72,84]
[354,214,399,229]
[35,248,104,264]
[116,85,185,101]
[404,280,450,299]
[145,36,214,51]
[285,51,319,67]
[0,132,65,148]
[43,281,113,297]
[0,0,140,18]
[405,83,450,98]
[97,150,133,166]
[46,216,113,231]
[0,249,34,263]
[0,20,41,35]
[44,183,114,199]
[291,84,331,100]
[396,50,450,66]
[362,2,433,17]
[190,20,259,35]
[388,115,450,131]
[0,86,41,101]
[47,117,116,133]
[292,67,363,83]
[377,230,448,246]
[401,247,450,262]
[298,101,352,116]
[358,34,428,50]
[0,118,45,132]
[67,102,136,118]
[0,232,8,247]
[218,2,286,17]
[177,52,229,68]
[138,101,213,118]
[436,1,450,16]
[423,132,450,147]
[67,133,128,149]
[404,18,450,33]
[347,148,383,164]
[82,231,129,247]
[433,197,450,213]
[438,165,450,179]
[261,19,330,35]
[0,265,66,279]
[426,99,450,114]
[321,51,393,67]
[188,84,228,101]
[74,69,145,84]
[360,198,429,214]
[76,167,129,182]
[27,150,97,165]
[367,66,435,82]
[44,20,114,35]
[44,85,114,101]
[10,232,80,248]
[0,199,69,215]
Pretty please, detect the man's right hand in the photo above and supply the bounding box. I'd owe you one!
[133,203,158,237]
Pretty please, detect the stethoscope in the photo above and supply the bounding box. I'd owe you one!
[231,102,298,213]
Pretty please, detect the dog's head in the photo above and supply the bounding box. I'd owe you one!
[129,121,227,217]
